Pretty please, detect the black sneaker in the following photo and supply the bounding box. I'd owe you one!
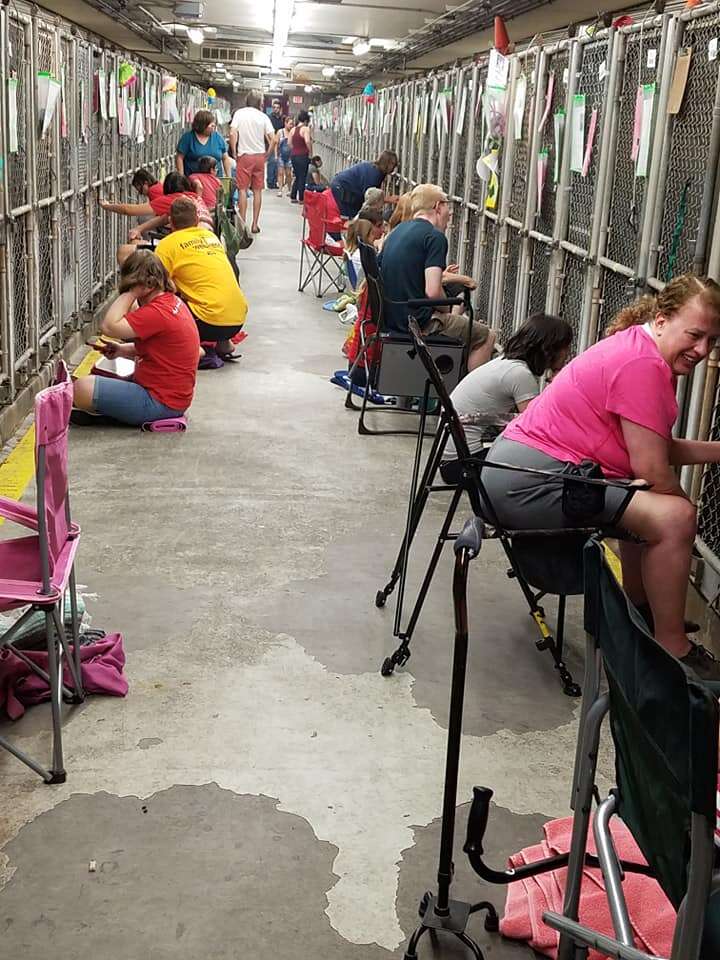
[70,408,120,427]
[680,642,720,682]
[637,602,700,635]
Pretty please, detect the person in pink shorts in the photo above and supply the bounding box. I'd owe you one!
[481,274,720,680]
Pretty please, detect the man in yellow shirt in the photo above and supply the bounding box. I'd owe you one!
[155,196,248,361]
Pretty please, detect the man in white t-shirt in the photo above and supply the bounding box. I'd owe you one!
[229,89,275,234]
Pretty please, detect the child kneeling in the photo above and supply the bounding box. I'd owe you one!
[73,251,200,426]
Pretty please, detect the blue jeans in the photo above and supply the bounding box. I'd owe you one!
[93,377,184,425]
[291,156,310,201]
[266,155,278,189]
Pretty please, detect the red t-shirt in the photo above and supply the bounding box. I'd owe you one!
[150,192,213,225]
[189,172,222,210]
[147,182,163,201]
[127,292,200,411]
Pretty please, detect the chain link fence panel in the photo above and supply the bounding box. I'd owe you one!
[655,13,720,281]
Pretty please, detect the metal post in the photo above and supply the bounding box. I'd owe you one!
[548,39,581,314]
[582,30,622,351]
[516,48,545,328]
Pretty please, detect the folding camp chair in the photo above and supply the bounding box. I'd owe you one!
[298,190,347,298]
[0,361,84,782]
[460,537,720,960]
[345,238,468,437]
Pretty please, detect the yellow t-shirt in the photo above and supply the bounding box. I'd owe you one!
[155,226,248,328]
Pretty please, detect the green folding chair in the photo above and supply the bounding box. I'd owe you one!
[462,537,720,960]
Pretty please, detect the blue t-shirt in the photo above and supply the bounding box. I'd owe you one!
[378,219,448,334]
[330,161,384,218]
[176,129,227,175]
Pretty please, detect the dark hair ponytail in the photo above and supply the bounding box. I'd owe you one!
[503,313,574,377]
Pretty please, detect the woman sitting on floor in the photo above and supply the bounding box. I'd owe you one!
[481,274,720,679]
[72,251,200,427]
[445,313,573,458]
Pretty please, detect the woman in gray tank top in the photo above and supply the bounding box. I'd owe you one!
[445,313,573,458]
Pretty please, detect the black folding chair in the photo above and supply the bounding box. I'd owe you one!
[345,239,468,437]
[459,538,720,960]
[377,318,642,695]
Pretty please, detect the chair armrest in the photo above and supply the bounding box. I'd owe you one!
[0,578,59,603]
[0,498,38,531]
[405,297,463,309]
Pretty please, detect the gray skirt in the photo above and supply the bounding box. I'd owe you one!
[480,436,633,531]
[475,437,634,595]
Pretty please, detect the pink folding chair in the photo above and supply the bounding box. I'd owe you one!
[297,190,347,298]
[0,360,83,782]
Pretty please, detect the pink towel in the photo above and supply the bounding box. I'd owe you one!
[0,633,128,720]
[500,815,674,959]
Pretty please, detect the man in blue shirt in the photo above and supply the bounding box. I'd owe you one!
[379,183,494,370]
[330,150,398,219]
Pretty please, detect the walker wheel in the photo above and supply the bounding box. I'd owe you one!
[563,681,582,698]
[380,657,395,677]
[375,590,387,608]
[418,891,432,918]
[485,911,500,932]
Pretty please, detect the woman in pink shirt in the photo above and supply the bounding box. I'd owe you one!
[482,274,720,679]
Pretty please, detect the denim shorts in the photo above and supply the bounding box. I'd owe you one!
[93,376,184,426]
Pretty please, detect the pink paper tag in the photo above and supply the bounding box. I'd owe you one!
[582,109,598,176]
[538,72,555,134]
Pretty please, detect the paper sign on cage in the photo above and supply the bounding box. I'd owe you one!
[570,94,585,173]
[7,78,19,153]
[536,149,548,216]
[134,99,145,143]
[667,47,692,115]
[108,70,118,119]
[488,48,510,89]
[636,83,655,178]
[60,68,68,138]
[581,108,598,176]
[37,72,61,139]
[553,109,565,183]
[161,74,179,124]
[98,68,108,121]
[456,85,467,137]
[513,73,527,140]
[538,71,555,134]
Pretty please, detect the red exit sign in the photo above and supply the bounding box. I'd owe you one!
[292,95,303,104]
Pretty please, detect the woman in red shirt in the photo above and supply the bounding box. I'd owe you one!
[72,251,200,426]
[103,172,213,265]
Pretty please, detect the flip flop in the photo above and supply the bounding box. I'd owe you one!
[251,225,260,234]
[219,349,243,361]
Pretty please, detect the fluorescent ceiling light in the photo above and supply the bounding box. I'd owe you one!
[304,84,313,92]
[186,26,204,44]
[271,0,295,73]
[341,36,357,44]
[352,39,370,56]
[369,38,402,50]
[321,66,336,78]
[215,61,223,67]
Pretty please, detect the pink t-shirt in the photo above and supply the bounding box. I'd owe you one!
[504,325,678,478]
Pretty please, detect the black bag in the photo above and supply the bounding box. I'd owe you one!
[561,459,606,522]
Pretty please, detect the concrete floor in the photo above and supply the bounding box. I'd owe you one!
[0,196,617,959]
